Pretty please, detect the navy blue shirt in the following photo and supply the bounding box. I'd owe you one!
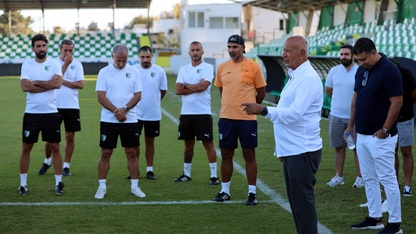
[354,57,403,136]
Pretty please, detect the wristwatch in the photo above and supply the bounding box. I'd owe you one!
[124,106,130,112]
[381,127,389,134]
[261,106,268,116]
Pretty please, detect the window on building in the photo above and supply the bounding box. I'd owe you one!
[209,17,223,28]
[279,19,284,30]
[225,17,239,28]
[188,11,205,28]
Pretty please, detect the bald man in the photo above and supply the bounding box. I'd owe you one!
[242,35,323,234]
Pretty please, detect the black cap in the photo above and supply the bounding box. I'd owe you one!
[227,34,245,46]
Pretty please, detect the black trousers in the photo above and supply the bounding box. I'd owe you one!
[283,149,322,234]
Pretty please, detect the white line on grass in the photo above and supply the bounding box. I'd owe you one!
[0,200,275,206]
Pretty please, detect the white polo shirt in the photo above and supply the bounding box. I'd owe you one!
[176,61,214,115]
[96,64,142,123]
[20,57,62,114]
[325,64,358,118]
[134,64,168,121]
[55,57,84,109]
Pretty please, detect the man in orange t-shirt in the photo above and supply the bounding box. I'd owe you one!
[213,34,267,206]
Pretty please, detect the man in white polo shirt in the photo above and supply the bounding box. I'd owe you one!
[325,44,363,188]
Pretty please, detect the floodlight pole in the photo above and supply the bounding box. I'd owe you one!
[8,10,11,35]
[112,0,116,36]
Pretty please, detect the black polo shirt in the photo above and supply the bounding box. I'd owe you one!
[397,66,416,122]
[354,57,403,136]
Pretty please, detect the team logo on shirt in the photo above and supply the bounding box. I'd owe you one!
[71,66,76,70]
[126,73,131,78]
[197,69,202,74]
[45,66,50,71]
[101,134,107,141]
[151,72,156,78]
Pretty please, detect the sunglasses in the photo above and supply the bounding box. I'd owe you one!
[362,71,369,86]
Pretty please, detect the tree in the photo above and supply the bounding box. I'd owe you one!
[125,15,154,29]
[0,10,34,34]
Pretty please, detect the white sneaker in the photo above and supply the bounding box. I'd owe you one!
[94,187,106,199]
[326,175,345,187]
[352,176,364,188]
[359,202,368,207]
[131,186,146,198]
[382,199,388,213]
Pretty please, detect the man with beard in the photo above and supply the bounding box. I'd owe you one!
[132,46,167,180]
[19,34,64,195]
[174,41,219,185]
[213,35,266,205]
[94,44,145,199]
[325,44,363,188]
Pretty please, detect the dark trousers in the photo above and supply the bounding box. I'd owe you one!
[283,149,322,234]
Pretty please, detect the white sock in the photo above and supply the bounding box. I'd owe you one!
[146,166,153,172]
[98,179,107,189]
[63,162,70,168]
[221,181,231,195]
[20,173,28,187]
[55,175,62,186]
[44,157,52,166]
[209,162,217,178]
[248,185,256,195]
[131,179,139,189]
[184,163,192,177]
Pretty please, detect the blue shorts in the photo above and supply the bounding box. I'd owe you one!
[218,118,257,149]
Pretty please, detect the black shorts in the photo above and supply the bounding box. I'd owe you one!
[22,113,61,144]
[178,114,213,141]
[218,118,258,149]
[58,108,81,132]
[138,120,160,138]
[100,122,140,149]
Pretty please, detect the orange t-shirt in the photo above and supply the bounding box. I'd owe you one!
[215,58,267,120]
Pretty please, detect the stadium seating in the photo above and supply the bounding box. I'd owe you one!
[0,32,139,62]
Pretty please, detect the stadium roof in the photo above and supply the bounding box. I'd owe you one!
[244,0,357,13]
[0,0,151,11]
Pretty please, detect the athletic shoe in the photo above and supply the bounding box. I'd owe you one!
[62,167,72,176]
[54,182,64,195]
[246,193,257,206]
[377,223,403,234]
[326,175,344,187]
[174,174,191,182]
[351,217,384,230]
[146,171,157,180]
[352,176,364,188]
[38,163,51,175]
[18,185,29,195]
[403,186,413,196]
[382,199,388,213]
[209,177,220,185]
[213,192,230,202]
[94,187,106,199]
[131,186,146,198]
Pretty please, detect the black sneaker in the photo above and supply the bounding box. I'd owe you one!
[209,177,220,185]
[126,175,131,180]
[54,182,64,195]
[403,186,413,196]
[18,186,29,195]
[213,192,230,202]
[174,174,191,182]
[146,171,157,180]
[246,193,257,206]
[62,167,72,176]
[38,163,51,175]
[351,217,384,230]
[377,223,403,234]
